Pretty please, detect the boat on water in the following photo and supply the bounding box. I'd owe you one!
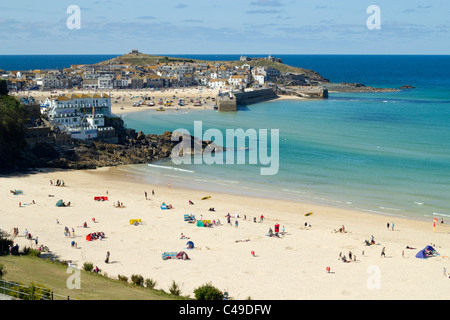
[157,107,165,111]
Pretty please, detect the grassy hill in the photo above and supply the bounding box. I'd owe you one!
[0,255,188,300]
[96,52,328,81]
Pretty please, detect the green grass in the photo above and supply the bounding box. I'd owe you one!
[0,255,189,300]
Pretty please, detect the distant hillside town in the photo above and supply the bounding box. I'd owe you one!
[0,52,317,92]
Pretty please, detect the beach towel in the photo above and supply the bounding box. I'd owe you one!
[129,219,142,225]
[201,196,211,200]
[162,252,178,260]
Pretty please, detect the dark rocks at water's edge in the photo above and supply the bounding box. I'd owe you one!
[1,119,223,173]
[38,132,222,171]
[322,82,400,93]
[399,84,415,89]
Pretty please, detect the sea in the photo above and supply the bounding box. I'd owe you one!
[2,54,450,221]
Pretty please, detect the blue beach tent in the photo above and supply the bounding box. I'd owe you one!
[415,245,438,259]
[186,241,194,249]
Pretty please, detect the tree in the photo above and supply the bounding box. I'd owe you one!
[0,95,28,170]
[0,80,8,96]
[193,282,224,300]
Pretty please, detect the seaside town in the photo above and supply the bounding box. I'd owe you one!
[0,51,333,145]
[2,51,300,93]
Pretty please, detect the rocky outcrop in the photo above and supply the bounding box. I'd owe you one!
[1,115,223,173]
[320,82,400,93]
[399,84,415,89]
[30,131,223,170]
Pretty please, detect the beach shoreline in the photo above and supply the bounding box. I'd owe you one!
[18,87,309,117]
[1,165,450,300]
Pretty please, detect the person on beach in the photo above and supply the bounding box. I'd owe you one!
[387,222,390,229]
[391,222,395,231]
[145,191,147,199]
[381,247,386,258]
[105,251,110,263]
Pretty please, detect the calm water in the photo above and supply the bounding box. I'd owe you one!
[120,55,450,221]
[3,54,449,221]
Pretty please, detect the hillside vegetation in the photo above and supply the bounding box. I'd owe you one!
[96,52,328,81]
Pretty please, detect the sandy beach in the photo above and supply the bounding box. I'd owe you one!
[1,166,450,300]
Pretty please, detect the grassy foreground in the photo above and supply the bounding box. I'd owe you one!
[0,255,187,300]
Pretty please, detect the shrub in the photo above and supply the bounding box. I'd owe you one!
[0,236,13,255]
[0,263,6,279]
[83,262,94,272]
[169,280,181,296]
[22,246,41,257]
[118,275,128,283]
[145,278,157,289]
[8,282,51,300]
[130,274,144,286]
[193,282,224,300]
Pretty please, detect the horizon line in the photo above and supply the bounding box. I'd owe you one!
[1,53,450,56]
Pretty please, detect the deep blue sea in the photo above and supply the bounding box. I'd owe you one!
[2,54,449,221]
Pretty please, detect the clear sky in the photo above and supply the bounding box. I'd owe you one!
[1,0,449,55]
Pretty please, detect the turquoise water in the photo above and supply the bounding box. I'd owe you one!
[118,55,450,221]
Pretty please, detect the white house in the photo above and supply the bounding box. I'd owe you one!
[229,75,248,87]
[208,79,227,89]
[254,74,265,85]
[42,93,113,140]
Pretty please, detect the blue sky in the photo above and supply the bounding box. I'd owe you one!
[1,0,449,54]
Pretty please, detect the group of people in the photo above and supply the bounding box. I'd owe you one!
[64,226,76,237]
[144,190,155,200]
[114,201,124,208]
[87,231,106,240]
[339,251,357,263]
[24,229,39,245]
[49,179,65,187]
